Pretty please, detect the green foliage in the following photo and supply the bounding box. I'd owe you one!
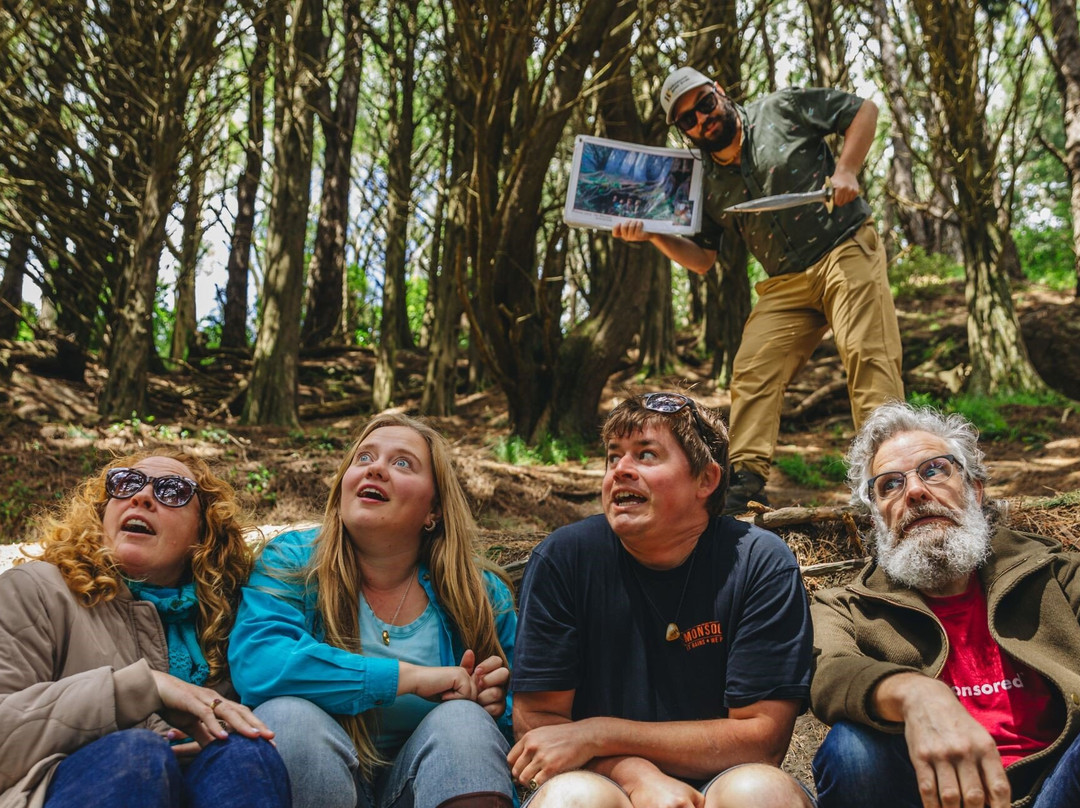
[15,304,37,340]
[490,434,588,466]
[198,427,233,444]
[909,392,1079,444]
[243,465,277,504]
[774,453,848,489]
[1040,489,1080,508]
[153,284,175,359]
[348,261,376,347]
[1013,221,1076,291]
[888,247,964,298]
[107,413,188,441]
[406,275,428,337]
[0,474,35,537]
[907,390,943,410]
[947,395,1010,438]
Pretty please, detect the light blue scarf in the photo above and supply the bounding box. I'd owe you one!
[127,580,210,686]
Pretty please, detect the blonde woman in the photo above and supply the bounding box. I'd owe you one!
[0,450,289,808]
[230,414,516,808]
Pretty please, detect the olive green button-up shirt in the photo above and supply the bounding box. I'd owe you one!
[692,87,872,277]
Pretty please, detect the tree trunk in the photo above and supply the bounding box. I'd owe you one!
[301,0,362,349]
[1048,0,1080,302]
[871,0,930,251]
[99,0,227,419]
[170,108,208,363]
[639,259,674,375]
[708,245,751,388]
[421,104,465,416]
[0,231,28,339]
[911,0,1047,396]
[373,0,419,410]
[805,0,844,87]
[688,0,750,383]
[244,0,324,426]
[222,6,271,351]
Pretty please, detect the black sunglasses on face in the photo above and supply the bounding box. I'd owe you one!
[105,468,199,508]
[641,393,713,457]
[675,89,720,132]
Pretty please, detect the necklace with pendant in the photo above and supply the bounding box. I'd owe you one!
[371,573,414,646]
[631,544,699,642]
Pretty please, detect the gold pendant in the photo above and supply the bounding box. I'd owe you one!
[665,623,680,642]
[382,630,391,646]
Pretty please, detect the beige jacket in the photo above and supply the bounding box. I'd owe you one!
[0,561,226,808]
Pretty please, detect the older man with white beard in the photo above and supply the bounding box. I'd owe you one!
[810,402,1080,808]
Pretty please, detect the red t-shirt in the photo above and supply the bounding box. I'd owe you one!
[926,578,1063,767]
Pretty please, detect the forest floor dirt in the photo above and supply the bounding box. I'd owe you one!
[1,276,1079,790]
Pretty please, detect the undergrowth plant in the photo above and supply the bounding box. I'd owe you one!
[491,434,588,466]
[774,453,848,489]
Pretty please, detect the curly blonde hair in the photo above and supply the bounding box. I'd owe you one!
[310,414,510,776]
[27,450,256,685]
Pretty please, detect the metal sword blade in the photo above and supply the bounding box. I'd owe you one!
[724,187,832,213]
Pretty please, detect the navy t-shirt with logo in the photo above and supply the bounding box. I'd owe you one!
[512,513,812,773]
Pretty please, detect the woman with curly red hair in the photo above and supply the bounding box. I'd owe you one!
[0,449,290,808]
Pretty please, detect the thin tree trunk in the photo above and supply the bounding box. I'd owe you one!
[689,0,750,384]
[911,0,1047,396]
[805,0,844,87]
[99,0,227,418]
[302,0,362,349]
[707,246,751,388]
[244,0,324,426]
[171,109,208,362]
[222,6,270,351]
[0,231,28,339]
[420,106,462,416]
[871,0,930,251]
[1048,0,1080,301]
[373,0,418,410]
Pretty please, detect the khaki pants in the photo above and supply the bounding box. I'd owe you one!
[728,220,904,479]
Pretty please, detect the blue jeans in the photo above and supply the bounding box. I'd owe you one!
[255,696,514,808]
[813,720,1080,808]
[44,728,290,808]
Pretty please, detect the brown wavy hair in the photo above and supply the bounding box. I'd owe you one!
[309,413,510,776]
[26,449,256,685]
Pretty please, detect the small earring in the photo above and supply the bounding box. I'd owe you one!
[423,518,437,533]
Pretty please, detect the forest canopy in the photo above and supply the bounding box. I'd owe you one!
[1,0,1078,440]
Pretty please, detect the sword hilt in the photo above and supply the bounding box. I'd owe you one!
[824,177,834,214]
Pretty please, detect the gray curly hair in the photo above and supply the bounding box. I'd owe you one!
[846,401,1002,521]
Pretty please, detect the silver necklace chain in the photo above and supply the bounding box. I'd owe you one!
[368,573,414,646]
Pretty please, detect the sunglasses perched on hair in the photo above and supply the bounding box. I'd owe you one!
[641,392,713,455]
[105,468,199,508]
[866,454,962,502]
[675,89,720,132]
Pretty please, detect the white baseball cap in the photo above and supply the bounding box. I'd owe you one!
[660,67,714,124]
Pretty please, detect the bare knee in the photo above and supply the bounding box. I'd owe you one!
[704,764,813,808]
[529,771,630,808]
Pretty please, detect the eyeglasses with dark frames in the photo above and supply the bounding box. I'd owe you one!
[675,89,720,132]
[641,392,713,457]
[866,454,962,502]
[105,468,199,508]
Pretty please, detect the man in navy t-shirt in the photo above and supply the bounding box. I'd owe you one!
[509,392,815,808]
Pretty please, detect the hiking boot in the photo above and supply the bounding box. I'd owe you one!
[724,469,769,514]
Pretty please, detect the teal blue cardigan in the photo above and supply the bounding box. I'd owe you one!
[228,527,517,740]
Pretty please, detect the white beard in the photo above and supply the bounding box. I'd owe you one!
[872,486,991,593]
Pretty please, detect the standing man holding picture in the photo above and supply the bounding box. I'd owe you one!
[614,67,904,513]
